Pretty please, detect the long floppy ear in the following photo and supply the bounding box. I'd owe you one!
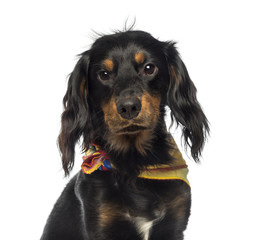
[58,51,92,176]
[165,42,209,161]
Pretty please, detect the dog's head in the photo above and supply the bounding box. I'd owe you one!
[59,31,209,175]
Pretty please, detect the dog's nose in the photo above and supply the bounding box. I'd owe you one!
[117,98,141,119]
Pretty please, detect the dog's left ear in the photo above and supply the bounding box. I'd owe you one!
[164,42,209,161]
[58,51,92,176]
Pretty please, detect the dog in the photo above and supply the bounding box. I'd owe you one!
[40,30,209,240]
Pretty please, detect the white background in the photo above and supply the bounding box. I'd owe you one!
[1,0,254,239]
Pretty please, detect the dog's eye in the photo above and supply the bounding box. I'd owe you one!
[98,71,111,81]
[144,64,156,75]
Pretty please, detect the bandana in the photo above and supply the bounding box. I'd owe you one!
[81,138,190,186]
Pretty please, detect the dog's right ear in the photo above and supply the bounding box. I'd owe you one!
[58,51,92,176]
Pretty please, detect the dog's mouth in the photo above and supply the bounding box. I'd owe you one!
[116,125,148,134]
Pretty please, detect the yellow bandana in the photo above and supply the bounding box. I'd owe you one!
[138,137,190,186]
[82,137,190,187]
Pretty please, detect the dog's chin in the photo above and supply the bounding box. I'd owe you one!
[106,125,154,155]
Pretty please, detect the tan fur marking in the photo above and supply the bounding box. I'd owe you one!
[107,133,132,153]
[104,59,114,71]
[80,78,87,106]
[102,95,120,130]
[135,52,145,64]
[134,129,154,155]
[170,66,181,92]
[165,190,190,220]
[140,91,161,125]
[99,203,127,228]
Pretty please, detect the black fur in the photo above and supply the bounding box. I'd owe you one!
[41,30,209,240]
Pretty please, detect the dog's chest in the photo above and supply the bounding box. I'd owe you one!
[122,195,166,240]
[98,182,166,240]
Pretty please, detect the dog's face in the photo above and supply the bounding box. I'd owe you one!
[59,31,209,175]
[87,32,170,153]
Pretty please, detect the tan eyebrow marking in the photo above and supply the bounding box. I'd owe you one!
[103,59,114,71]
[135,52,145,64]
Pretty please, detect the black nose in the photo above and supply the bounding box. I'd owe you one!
[117,98,142,119]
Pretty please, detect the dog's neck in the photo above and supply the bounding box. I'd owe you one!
[81,135,189,185]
